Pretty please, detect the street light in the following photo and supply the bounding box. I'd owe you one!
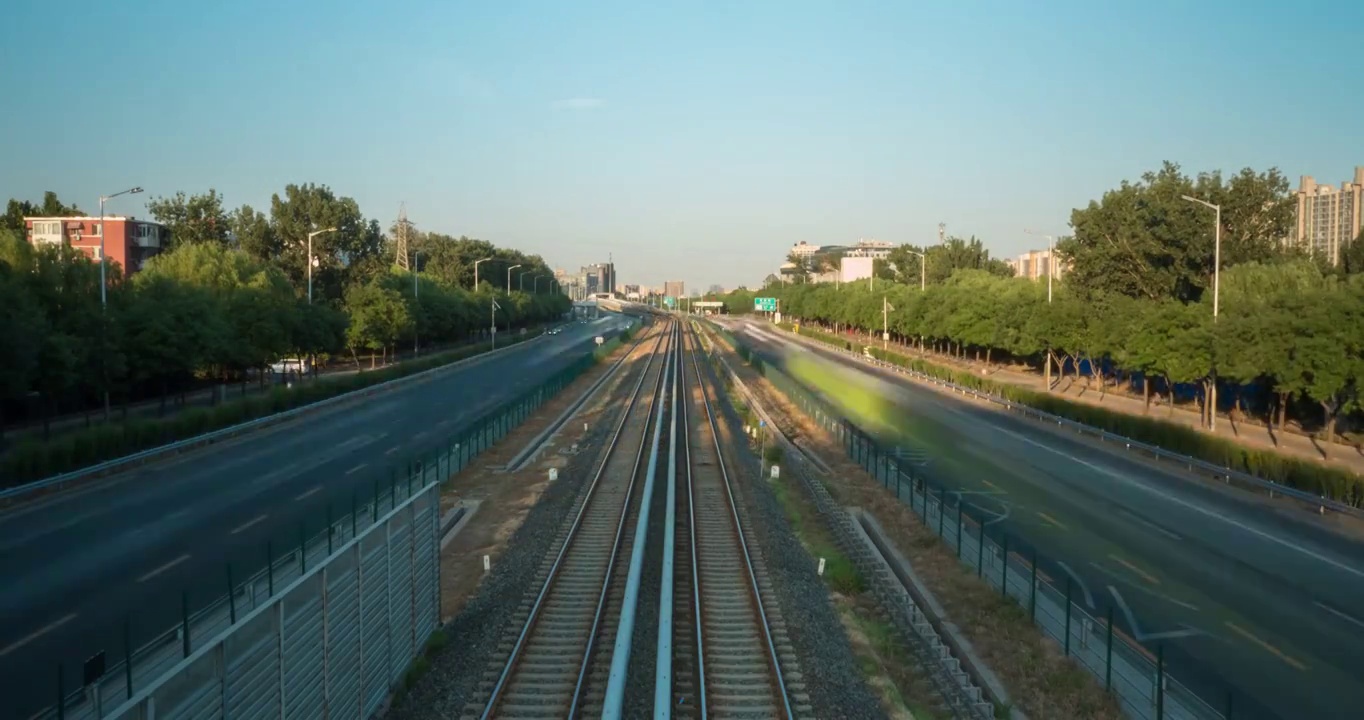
[98,186,143,306]
[506,264,522,294]
[519,270,531,292]
[306,227,337,303]
[473,257,493,290]
[1023,229,1055,304]
[412,251,423,357]
[535,275,550,293]
[1182,194,1222,432]
[97,185,142,421]
[906,250,926,291]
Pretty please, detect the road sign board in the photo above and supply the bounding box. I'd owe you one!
[754,297,777,312]
[664,296,676,308]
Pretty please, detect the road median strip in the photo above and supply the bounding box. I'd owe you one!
[0,329,548,504]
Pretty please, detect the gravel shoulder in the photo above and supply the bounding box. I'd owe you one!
[708,325,1123,720]
[388,322,661,719]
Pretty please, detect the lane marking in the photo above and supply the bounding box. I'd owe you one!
[1224,621,1308,671]
[986,423,1364,582]
[385,446,401,456]
[137,554,191,583]
[1117,507,1182,541]
[295,485,322,502]
[1089,562,1199,611]
[1036,511,1069,530]
[1314,601,1364,631]
[345,463,367,476]
[1109,554,1161,585]
[0,613,78,658]
[980,479,1005,492]
[1056,561,1095,608]
[230,514,269,535]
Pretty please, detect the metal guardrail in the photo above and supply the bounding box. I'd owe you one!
[33,350,603,720]
[733,342,1228,719]
[1,332,548,502]
[777,325,1362,519]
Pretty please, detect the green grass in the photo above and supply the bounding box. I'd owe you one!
[769,475,865,596]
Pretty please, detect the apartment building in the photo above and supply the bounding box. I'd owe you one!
[24,215,167,277]
[664,280,685,298]
[1292,167,1363,265]
[1009,248,1066,281]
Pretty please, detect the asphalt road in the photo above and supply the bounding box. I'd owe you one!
[727,318,1364,720]
[0,317,630,720]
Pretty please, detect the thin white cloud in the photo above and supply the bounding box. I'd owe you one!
[553,97,604,111]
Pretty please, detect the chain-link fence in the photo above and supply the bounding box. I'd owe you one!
[40,352,601,720]
[741,343,1231,720]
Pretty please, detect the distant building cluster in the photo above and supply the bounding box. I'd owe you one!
[1006,249,1068,281]
[557,261,615,300]
[23,215,168,277]
[778,238,892,284]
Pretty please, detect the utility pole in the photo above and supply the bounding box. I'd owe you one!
[491,298,501,349]
[1183,195,1222,431]
[938,222,946,245]
[882,296,894,351]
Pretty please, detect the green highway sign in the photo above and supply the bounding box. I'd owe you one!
[754,297,777,312]
[664,296,676,308]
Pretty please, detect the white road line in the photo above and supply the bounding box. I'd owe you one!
[988,424,1364,581]
[385,446,401,456]
[137,554,191,583]
[230,514,268,535]
[1315,601,1364,631]
[294,486,322,502]
[1057,561,1096,609]
[0,613,78,658]
[1118,507,1183,541]
[346,463,367,476]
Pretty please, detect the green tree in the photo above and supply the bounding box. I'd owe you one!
[344,282,412,365]
[229,204,280,262]
[3,192,83,237]
[1062,162,1293,302]
[145,190,231,250]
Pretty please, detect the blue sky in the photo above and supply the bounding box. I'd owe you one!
[3,0,1361,291]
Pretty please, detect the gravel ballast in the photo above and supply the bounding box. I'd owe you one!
[388,392,622,718]
[696,345,888,720]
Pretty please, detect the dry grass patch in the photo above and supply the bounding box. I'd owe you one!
[436,325,662,620]
[718,339,1123,720]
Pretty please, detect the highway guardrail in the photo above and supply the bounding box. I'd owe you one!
[770,324,1363,519]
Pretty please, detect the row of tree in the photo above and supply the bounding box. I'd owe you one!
[0,187,570,434]
[713,162,1364,441]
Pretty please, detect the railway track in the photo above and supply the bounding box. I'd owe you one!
[668,321,801,719]
[465,321,675,720]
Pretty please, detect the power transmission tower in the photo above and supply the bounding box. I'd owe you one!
[938,222,946,245]
[395,202,412,270]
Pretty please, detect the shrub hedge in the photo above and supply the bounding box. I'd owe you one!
[1,331,541,488]
[780,323,1364,508]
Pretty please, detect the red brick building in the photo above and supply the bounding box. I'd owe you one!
[23,215,166,277]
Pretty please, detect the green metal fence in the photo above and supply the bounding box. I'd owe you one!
[708,321,1234,720]
[42,351,601,720]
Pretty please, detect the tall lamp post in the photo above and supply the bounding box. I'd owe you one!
[1182,195,1222,432]
[306,227,337,303]
[535,276,550,293]
[506,264,522,294]
[98,187,143,306]
[412,251,423,357]
[473,257,493,290]
[97,186,142,420]
[1025,228,1058,392]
